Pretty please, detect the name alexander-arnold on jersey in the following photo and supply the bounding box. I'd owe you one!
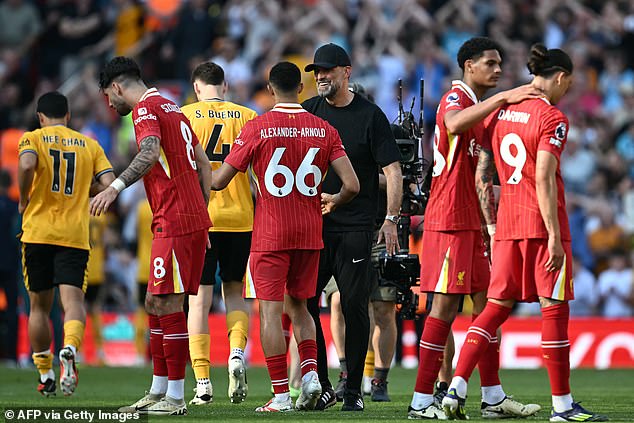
[260,127,326,139]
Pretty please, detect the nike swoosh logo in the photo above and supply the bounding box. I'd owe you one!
[153,280,165,286]
[352,258,365,263]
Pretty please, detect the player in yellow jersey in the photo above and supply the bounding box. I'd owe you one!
[18,92,114,397]
[134,197,153,365]
[181,62,257,405]
[85,213,108,365]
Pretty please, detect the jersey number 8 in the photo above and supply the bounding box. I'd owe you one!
[264,147,322,197]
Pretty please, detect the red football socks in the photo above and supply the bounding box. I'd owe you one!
[454,302,511,382]
[282,313,292,352]
[541,303,571,396]
[414,316,451,394]
[149,314,167,377]
[266,353,289,394]
[160,312,189,380]
[472,313,501,387]
[298,339,318,376]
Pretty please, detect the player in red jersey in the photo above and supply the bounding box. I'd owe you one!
[91,57,212,416]
[211,62,359,412]
[443,45,608,422]
[409,37,542,420]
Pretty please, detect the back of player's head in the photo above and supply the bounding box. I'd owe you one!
[527,43,573,77]
[268,61,301,93]
[36,91,68,119]
[99,56,142,90]
[191,61,225,85]
[457,37,503,70]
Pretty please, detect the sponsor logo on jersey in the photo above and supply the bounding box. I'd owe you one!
[446,92,460,108]
[134,114,157,125]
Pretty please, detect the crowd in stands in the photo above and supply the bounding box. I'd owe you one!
[0,0,632,333]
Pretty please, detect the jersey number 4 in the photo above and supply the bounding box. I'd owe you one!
[49,149,75,195]
[265,147,322,197]
[205,124,229,163]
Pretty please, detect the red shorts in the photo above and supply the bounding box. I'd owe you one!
[419,230,489,294]
[488,239,574,302]
[147,230,207,296]
[245,250,319,301]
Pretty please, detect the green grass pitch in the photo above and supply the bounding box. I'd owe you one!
[1,366,632,421]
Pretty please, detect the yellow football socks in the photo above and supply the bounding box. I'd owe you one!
[364,350,375,378]
[32,350,53,377]
[190,333,210,380]
[226,310,249,352]
[63,320,85,351]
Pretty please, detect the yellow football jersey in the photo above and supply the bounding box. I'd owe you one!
[181,99,256,232]
[87,214,107,285]
[18,125,112,250]
[136,199,153,284]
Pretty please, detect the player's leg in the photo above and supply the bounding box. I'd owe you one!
[187,232,215,406]
[134,282,149,365]
[250,251,292,412]
[433,329,454,407]
[534,241,607,421]
[328,285,347,401]
[335,231,373,411]
[307,238,337,410]
[218,232,251,403]
[409,231,466,419]
[55,246,89,396]
[85,284,105,365]
[23,243,57,396]
[370,295,396,402]
[286,249,322,411]
[362,302,375,396]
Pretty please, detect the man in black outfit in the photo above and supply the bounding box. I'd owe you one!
[302,43,403,411]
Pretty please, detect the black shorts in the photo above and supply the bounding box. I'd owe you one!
[201,232,251,285]
[22,243,89,293]
[85,284,103,305]
[137,282,148,307]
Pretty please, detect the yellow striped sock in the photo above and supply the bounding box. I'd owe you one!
[32,351,53,377]
[364,350,375,378]
[226,310,248,351]
[63,320,85,352]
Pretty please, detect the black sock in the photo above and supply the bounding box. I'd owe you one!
[339,358,347,375]
[374,367,389,381]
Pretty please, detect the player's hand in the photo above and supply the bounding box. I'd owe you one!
[90,186,119,216]
[504,84,542,104]
[545,236,564,272]
[321,193,339,215]
[377,221,399,256]
[18,198,29,214]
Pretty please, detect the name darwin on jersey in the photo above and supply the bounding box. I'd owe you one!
[497,109,531,124]
[193,109,242,119]
[260,127,326,139]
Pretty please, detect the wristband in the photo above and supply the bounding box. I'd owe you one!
[487,224,496,236]
[109,178,126,193]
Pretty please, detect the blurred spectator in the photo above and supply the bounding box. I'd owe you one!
[561,127,597,194]
[0,0,42,55]
[569,256,599,316]
[587,206,627,272]
[597,250,633,317]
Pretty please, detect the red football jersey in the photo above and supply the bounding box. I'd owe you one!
[132,88,211,238]
[484,97,571,241]
[424,80,484,232]
[224,103,346,251]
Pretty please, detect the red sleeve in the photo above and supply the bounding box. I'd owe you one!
[327,124,347,162]
[538,109,568,161]
[443,89,465,113]
[224,120,256,172]
[132,103,161,146]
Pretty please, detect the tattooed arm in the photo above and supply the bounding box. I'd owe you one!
[475,148,497,257]
[89,136,160,216]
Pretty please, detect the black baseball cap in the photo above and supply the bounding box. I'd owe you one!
[305,43,351,72]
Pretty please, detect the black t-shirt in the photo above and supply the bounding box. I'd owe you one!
[303,94,400,232]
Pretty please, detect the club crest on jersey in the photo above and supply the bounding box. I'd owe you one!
[555,122,567,140]
[446,92,460,108]
[138,107,147,116]
[468,138,481,157]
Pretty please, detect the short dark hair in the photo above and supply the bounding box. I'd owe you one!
[527,43,573,77]
[457,37,503,70]
[191,61,225,85]
[36,91,68,118]
[99,56,142,90]
[268,61,301,93]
